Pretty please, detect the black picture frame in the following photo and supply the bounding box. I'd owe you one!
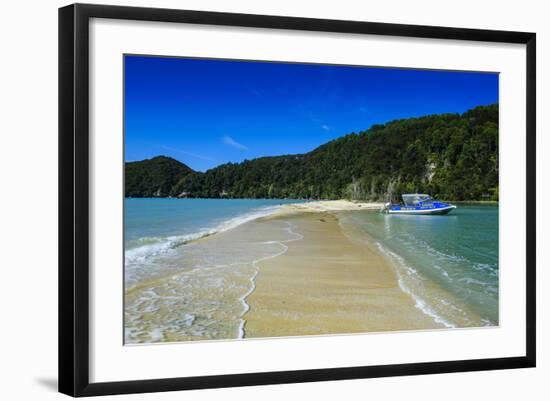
[59,3,536,397]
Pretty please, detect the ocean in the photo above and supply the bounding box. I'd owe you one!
[124,198,297,284]
[124,199,499,343]
[338,204,499,328]
[124,198,304,343]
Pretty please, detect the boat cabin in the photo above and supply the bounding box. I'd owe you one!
[382,193,456,215]
[402,194,433,206]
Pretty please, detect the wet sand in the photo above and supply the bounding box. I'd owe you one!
[244,211,443,338]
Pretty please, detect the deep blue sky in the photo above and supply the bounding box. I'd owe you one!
[125,55,498,172]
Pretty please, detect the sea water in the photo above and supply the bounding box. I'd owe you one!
[124,198,303,343]
[338,204,499,327]
[125,199,499,344]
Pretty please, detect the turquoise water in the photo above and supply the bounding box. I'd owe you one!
[125,198,300,249]
[124,200,499,343]
[124,198,304,343]
[125,198,301,284]
[339,204,499,327]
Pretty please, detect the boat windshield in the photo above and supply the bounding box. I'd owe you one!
[402,194,432,206]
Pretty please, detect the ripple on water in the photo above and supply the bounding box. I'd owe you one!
[124,219,303,344]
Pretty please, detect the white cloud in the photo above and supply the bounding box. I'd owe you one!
[321,124,331,131]
[222,135,248,150]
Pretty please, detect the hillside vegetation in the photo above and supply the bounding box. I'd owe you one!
[125,156,195,198]
[125,104,498,201]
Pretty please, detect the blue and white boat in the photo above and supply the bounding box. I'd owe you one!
[381,194,456,215]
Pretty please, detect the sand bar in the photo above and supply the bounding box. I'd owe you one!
[243,210,443,338]
[280,200,384,214]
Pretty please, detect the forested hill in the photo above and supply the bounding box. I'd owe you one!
[125,156,195,197]
[125,104,499,201]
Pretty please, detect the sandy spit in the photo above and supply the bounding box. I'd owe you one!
[243,210,442,338]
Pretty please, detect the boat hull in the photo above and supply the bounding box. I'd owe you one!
[387,205,456,215]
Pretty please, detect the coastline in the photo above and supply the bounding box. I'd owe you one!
[242,205,444,338]
[282,199,384,212]
[451,200,499,204]
[125,199,494,343]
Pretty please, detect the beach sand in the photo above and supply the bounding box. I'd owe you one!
[125,200,452,343]
[276,199,384,214]
[243,210,443,338]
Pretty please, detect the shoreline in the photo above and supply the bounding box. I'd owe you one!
[237,221,305,339]
[126,196,498,204]
[282,199,384,212]
[451,200,498,204]
[242,209,444,338]
[125,199,494,343]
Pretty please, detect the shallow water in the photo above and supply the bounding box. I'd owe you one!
[338,204,499,327]
[124,199,499,344]
[124,198,303,343]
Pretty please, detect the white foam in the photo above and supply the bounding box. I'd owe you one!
[125,205,282,278]
[237,221,305,339]
[125,216,306,343]
[375,242,456,329]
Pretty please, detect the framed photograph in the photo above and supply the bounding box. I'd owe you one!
[59,3,536,397]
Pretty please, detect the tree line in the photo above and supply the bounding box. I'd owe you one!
[125,104,499,201]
